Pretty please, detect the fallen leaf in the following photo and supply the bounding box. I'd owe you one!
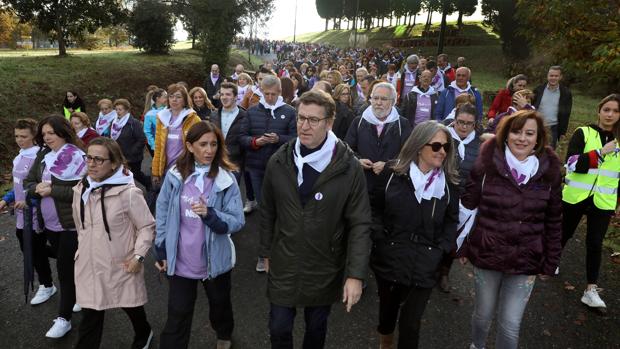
[564,281,576,291]
[543,329,551,336]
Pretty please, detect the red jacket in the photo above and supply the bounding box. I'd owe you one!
[488,88,513,119]
[80,128,99,146]
[460,139,563,276]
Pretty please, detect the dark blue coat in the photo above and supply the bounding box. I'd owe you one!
[434,86,483,121]
[239,103,297,171]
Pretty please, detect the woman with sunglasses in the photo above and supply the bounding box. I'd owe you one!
[437,103,481,292]
[459,110,562,349]
[72,137,154,349]
[370,120,459,348]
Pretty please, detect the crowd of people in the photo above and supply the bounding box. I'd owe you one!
[1,40,619,349]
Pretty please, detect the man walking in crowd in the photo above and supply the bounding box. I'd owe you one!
[437,53,455,82]
[205,64,224,108]
[230,64,245,83]
[533,65,573,148]
[434,67,483,121]
[345,82,412,216]
[259,89,371,349]
[239,75,297,273]
[397,54,420,105]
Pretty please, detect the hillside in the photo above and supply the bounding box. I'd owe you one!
[0,46,253,165]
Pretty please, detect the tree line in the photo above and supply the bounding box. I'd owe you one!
[0,0,275,74]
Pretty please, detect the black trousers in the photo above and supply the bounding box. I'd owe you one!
[16,228,53,288]
[269,303,331,349]
[376,275,433,349]
[45,229,77,320]
[159,272,234,349]
[562,197,613,284]
[128,161,151,191]
[75,306,150,349]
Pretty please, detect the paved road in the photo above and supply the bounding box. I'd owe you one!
[0,154,619,348]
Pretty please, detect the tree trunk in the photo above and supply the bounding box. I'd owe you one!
[413,14,416,26]
[381,17,385,27]
[457,11,464,28]
[437,7,448,55]
[390,14,393,26]
[325,18,329,31]
[55,11,66,56]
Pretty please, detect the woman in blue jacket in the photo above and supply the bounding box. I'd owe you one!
[154,121,245,349]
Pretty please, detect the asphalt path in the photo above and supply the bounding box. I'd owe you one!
[1,154,619,348]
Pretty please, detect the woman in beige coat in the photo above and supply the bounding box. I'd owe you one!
[72,137,155,349]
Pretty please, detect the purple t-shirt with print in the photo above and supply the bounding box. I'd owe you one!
[174,175,214,279]
[13,155,39,231]
[40,167,63,232]
[414,94,432,126]
[165,117,184,171]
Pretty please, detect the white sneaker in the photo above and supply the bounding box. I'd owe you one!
[256,257,266,272]
[581,287,607,308]
[30,285,57,305]
[72,303,82,312]
[45,317,71,338]
[555,267,560,275]
[243,200,257,213]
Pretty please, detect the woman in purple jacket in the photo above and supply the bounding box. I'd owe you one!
[459,110,563,349]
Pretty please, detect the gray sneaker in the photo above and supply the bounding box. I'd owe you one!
[256,257,266,273]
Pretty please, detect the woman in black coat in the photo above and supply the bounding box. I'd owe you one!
[371,120,459,349]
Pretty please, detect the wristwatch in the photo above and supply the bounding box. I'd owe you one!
[134,254,145,263]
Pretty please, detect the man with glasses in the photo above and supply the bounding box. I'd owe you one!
[345,82,412,216]
[240,75,297,273]
[259,90,371,349]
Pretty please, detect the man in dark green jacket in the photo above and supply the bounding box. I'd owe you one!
[259,90,372,349]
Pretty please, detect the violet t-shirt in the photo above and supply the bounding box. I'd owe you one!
[165,117,184,171]
[13,155,39,230]
[40,167,63,232]
[414,94,432,126]
[174,175,214,279]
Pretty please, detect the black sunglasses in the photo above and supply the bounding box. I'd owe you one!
[425,142,450,152]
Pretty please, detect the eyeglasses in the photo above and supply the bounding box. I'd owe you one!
[456,119,475,127]
[169,93,184,99]
[83,155,110,165]
[297,115,329,127]
[371,96,393,102]
[425,142,450,152]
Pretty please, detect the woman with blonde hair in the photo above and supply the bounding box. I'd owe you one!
[332,83,354,139]
[189,87,216,120]
[236,72,253,106]
[70,112,99,146]
[371,120,459,348]
[95,99,116,136]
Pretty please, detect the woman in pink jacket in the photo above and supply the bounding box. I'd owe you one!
[72,137,155,349]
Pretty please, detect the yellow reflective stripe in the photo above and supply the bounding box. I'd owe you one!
[565,179,617,195]
[587,168,620,178]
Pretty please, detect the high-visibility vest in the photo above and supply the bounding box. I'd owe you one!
[63,106,81,120]
[562,126,620,210]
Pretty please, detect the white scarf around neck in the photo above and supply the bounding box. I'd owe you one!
[110,114,131,140]
[13,145,40,168]
[409,161,446,203]
[448,127,476,161]
[82,166,133,203]
[293,131,337,186]
[259,96,287,119]
[95,110,117,135]
[251,85,264,99]
[505,146,539,185]
[185,164,211,193]
[157,108,193,129]
[43,143,86,181]
[412,85,436,96]
[450,80,472,94]
[362,105,400,126]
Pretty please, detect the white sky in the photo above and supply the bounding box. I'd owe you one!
[175,0,484,41]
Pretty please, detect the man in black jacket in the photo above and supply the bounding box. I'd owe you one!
[533,65,573,149]
[260,90,371,349]
[204,64,224,109]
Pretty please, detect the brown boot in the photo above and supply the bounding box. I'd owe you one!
[379,333,394,349]
[439,275,450,293]
[216,339,232,349]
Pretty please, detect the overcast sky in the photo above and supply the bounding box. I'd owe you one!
[175,0,484,41]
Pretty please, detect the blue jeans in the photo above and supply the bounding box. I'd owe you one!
[247,168,265,204]
[471,267,536,349]
[269,304,331,349]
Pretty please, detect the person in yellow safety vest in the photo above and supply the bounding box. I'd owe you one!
[62,90,86,120]
[561,93,620,312]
